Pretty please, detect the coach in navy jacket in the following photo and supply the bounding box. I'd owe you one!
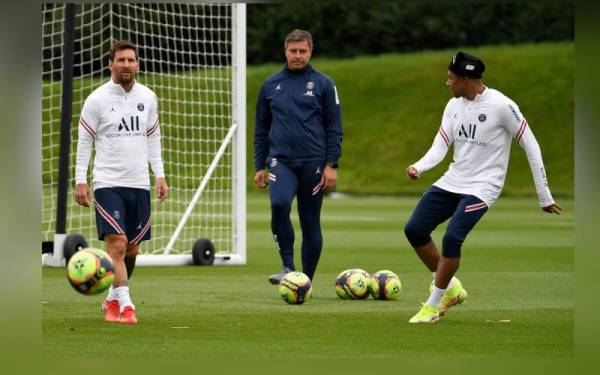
[254,29,343,284]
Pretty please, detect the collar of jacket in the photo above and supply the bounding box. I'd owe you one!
[283,63,313,75]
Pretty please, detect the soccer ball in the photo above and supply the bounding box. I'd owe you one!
[369,270,402,300]
[67,248,115,295]
[335,268,370,299]
[278,272,313,304]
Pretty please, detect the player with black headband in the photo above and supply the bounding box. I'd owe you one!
[404,51,562,323]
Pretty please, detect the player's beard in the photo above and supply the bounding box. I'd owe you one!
[115,70,135,85]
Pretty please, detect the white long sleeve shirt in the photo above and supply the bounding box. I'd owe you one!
[75,79,164,191]
[412,87,554,208]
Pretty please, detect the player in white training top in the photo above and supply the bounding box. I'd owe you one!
[404,51,562,323]
[74,40,169,324]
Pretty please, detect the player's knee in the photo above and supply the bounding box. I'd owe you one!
[271,198,291,215]
[126,244,139,257]
[404,220,430,248]
[106,234,128,259]
[442,232,463,258]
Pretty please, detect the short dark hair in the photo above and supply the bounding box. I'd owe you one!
[109,40,138,61]
[284,29,313,50]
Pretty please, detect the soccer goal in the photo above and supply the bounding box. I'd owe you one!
[42,3,246,266]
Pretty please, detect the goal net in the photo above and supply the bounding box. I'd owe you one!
[42,3,246,266]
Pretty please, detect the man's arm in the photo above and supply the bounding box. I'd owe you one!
[322,79,342,167]
[147,94,168,202]
[254,83,272,174]
[514,122,560,213]
[74,99,98,207]
[501,102,560,213]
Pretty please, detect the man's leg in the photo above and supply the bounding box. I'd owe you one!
[105,234,137,323]
[268,160,298,282]
[125,188,151,280]
[125,244,139,279]
[404,187,458,323]
[296,161,325,281]
[404,186,457,271]
[94,188,128,322]
[105,233,129,288]
[433,195,488,315]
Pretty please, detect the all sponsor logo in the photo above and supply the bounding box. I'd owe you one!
[107,115,145,138]
[458,124,477,139]
[270,158,278,167]
[118,116,140,132]
[113,210,120,220]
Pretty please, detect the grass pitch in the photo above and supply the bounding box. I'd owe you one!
[42,194,573,359]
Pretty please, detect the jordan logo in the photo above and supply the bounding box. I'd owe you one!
[315,167,321,175]
[275,84,281,91]
[137,223,142,230]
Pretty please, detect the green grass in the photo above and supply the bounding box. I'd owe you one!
[42,194,574,359]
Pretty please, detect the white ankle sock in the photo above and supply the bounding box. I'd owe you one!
[112,286,135,312]
[426,286,446,307]
[447,277,457,289]
[431,274,457,289]
[106,284,117,301]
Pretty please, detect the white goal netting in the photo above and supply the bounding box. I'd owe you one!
[42,3,246,264]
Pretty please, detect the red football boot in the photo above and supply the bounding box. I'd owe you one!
[102,300,120,323]
[120,306,138,324]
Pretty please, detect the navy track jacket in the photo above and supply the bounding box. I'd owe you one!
[254,63,343,171]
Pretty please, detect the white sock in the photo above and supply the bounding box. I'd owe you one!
[106,284,117,301]
[447,276,458,289]
[426,286,446,307]
[431,274,457,289]
[113,286,135,312]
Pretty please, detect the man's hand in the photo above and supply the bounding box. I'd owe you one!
[156,177,169,202]
[254,170,268,189]
[321,165,337,193]
[406,166,420,180]
[542,202,562,215]
[74,183,92,207]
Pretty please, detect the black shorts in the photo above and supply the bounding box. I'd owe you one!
[94,187,151,244]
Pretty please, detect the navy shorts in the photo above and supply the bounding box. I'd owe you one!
[93,187,151,244]
[404,185,488,258]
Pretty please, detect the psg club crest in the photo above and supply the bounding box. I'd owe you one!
[306,81,314,90]
[478,113,486,122]
[137,103,145,112]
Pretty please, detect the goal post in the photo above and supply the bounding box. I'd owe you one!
[41,3,246,266]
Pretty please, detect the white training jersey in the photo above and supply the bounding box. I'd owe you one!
[412,87,554,208]
[75,79,164,191]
